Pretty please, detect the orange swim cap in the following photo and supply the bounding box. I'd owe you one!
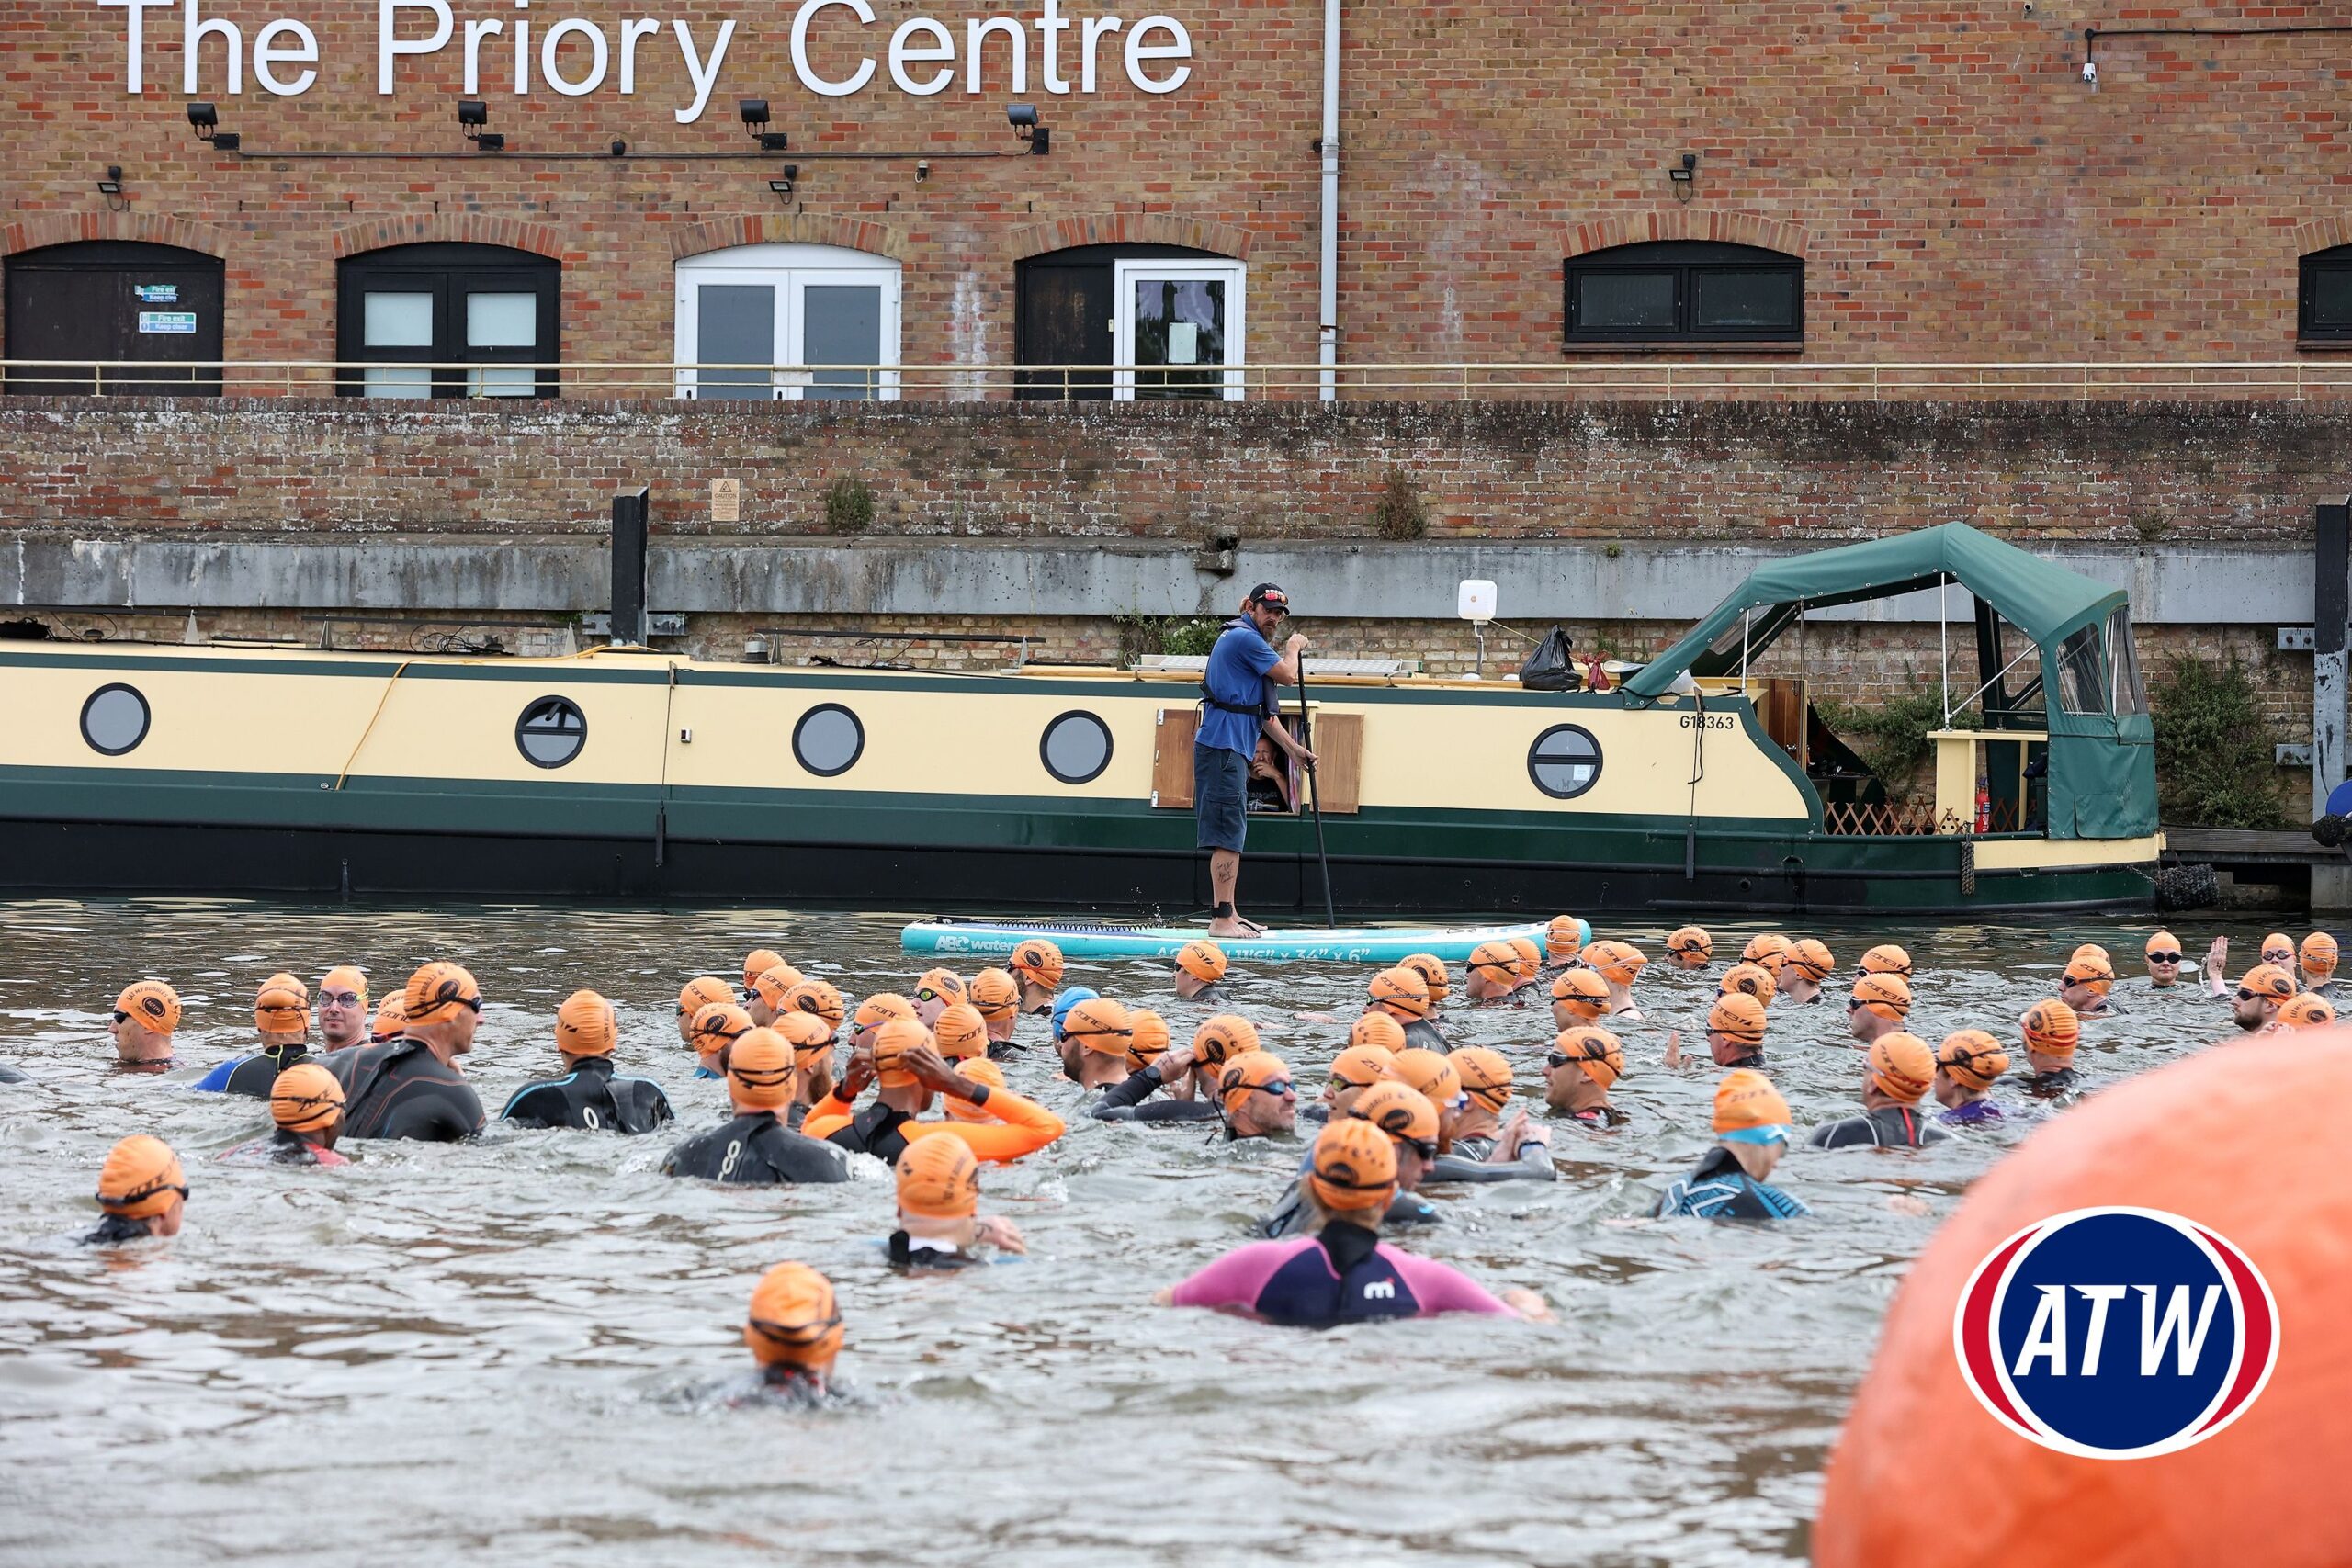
[968,967,1020,1021]
[1850,972,1913,1021]
[782,978,845,1034]
[1788,939,1836,981]
[320,964,368,1004]
[1306,1118,1398,1213]
[726,1028,797,1111]
[254,973,310,1035]
[1466,941,1517,982]
[2261,931,2297,965]
[932,1002,989,1060]
[1350,1081,1440,1147]
[946,1056,1007,1122]
[896,1135,980,1219]
[1009,938,1066,990]
[871,1018,930,1088]
[1193,1014,1262,1067]
[1742,933,1792,973]
[96,1134,185,1219]
[2021,999,2080,1057]
[1506,936,1543,979]
[1399,953,1453,1005]
[914,967,967,1007]
[1551,968,1610,1021]
[1126,1008,1171,1068]
[555,990,618,1057]
[854,992,918,1033]
[1368,966,1432,1020]
[750,964,806,1013]
[1859,944,1912,979]
[369,993,408,1042]
[1666,925,1714,963]
[1062,997,1134,1058]
[2144,930,2180,959]
[741,948,785,990]
[1544,916,1585,963]
[1866,1032,1936,1103]
[2301,931,2339,975]
[678,976,733,1021]
[1934,1030,2010,1090]
[775,1010,835,1066]
[269,1062,345,1133]
[2280,993,2337,1030]
[1218,1051,1294,1118]
[1449,1046,1514,1111]
[1708,992,1769,1047]
[1713,1069,1792,1138]
[1347,1011,1407,1055]
[689,1001,754,1055]
[404,962,481,1026]
[114,979,180,1036]
[1552,1026,1625,1089]
[1585,941,1648,986]
[1392,1047,1463,1110]
[2241,964,2299,1003]
[1176,940,1228,984]
[745,1261,843,1369]
[1328,1043,1399,1093]
[2062,950,2115,996]
[1718,963,1776,1004]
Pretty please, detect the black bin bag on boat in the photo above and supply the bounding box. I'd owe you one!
[1518,626,1581,691]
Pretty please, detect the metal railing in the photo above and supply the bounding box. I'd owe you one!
[10,358,2352,401]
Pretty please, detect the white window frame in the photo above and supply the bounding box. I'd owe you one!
[1112,258,1246,402]
[673,243,901,401]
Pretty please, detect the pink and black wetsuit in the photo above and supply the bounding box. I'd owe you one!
[1167,1222,1512,1327]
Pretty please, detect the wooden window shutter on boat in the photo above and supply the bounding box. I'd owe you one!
[1151,707,1199,807]
[1312,713,1362,814]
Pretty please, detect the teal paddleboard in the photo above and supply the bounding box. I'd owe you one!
[899,918,1585,966]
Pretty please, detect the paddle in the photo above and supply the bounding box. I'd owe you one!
[1295,661,1338,927]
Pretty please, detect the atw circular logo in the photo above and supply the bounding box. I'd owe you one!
[1951,1206,2279,1460]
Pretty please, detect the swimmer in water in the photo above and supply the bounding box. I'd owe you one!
[1663,992,1768,1071]
[1053,994,1132,1091]
[741,948,785,996]
[2259,932,2299,973]
[1544,1027,1628,1127]
[932,1002,989,1064]
[1504,936,1544,994]
[1163,1120,1549,1325]
[1366,965,1446,1050]
[1718,963,1775,1007]
[500,989,677,1134]
[779,1013,836,1115]
[193,973,312,1095]
[1931,1031,2012,1126]
[84,1134,188,1245]
[2279,992,2337,1030]
[1214,1052,1298,1141]
[1551,968,1610,1030]
[1430,1047,1555,1181]
[968,968,1022,1052]
[2059,946,2121,1016]
[1173,940,1230,1003]
[1126,1008,1172,1078]
[687,1000,752,1081]
[1541,917,1585,973]
[808,1019,1064,1163]
[1398,953,1453,1019]
[1777,941,1836,1005]
[1300,1043,1400,1125]
[1009,938,1066,1017]
[1845,973,1913,1049]
[1662,926,1713,972]
[1462,941,1521,1004]
[323,962,486,1142]
[912,968,967,1028]
[2142,931,2186,989]
[1808,1032,1951,1149]
[2299,932,2338,995]
[1094,1026,1224,1123]
[745,963,804,1029]
[219,1062,350,1166]
[661,1027,852,1184]
[2018,1000,2081,1097]
[676,976,733,1048]
[1261,1081,1443,1237]
[314,966,370,1053]
[2229,964,2297,1035]
[888,1136,1025,1269]
[369,993,407,1043]
[849,992,918,1059]
[1654,1070,1810,1220]
[1857,944,1912,983]
[739,1261,847,1407]
[1742,933,1792,995]
[1348,1010,1407,1057]
[1390,1046,1463,1141]
[1585,942,1648,1020]
[107,980,180,1073]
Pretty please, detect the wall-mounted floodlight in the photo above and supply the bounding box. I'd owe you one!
[186,102,241,150]
[741,99,790,152]
[1008,102,1050,155]
[458,99,503,151]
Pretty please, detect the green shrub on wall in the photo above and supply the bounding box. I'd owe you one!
[2151,654,2288,829]
[1817,686,1973,798]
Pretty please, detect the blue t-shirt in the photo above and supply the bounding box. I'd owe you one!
[1200,624,1280,756]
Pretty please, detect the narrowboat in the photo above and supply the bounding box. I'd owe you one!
[0,523,2158,914]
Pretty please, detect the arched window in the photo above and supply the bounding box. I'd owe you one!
[2300,245,2352,341]
[1015,243,1245,401]
[335,243,560,399]
[674,243,900,401]
[4,242,224,397]
[1564,241,1803,345]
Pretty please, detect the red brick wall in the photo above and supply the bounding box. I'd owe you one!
[10,0,2352,373]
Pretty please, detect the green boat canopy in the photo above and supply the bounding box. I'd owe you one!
[1623,523,2156,840]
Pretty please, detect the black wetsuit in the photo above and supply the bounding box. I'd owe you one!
[1184,984,1231,1009]
[1654,1146,1810,1220]
[81,1214,156,1246]
[499,1056,676,1134]
[1807,1104,1952,1150]
[662,1111,851,1184]
[1260,1180,1439,1238]
[2023,1066,2081,1099]
[821,1102,917,1162]
[1429,1133,1558,1183]
[888,1231,983,1269]
[1401,1019,1449,1051]
[209,1045,311,1098]
[1092,1063,1221,1122]
[1719,1051,1766,1071]
[321,1039,485,1142]
[1559,1103,1631,1129]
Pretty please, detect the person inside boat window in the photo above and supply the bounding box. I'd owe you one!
[84,1135,188,1246]
[888,1136,1025,1269]
[1808,1032,1951,1150]
[194,973,312,1095]
[1664,993,1768,1072]
[501,989,677,1134]
[219,1062,350,1167]
[661,1027,852,1185]
[1656,1072,1810,1222]
[107,979,180,1074]
[1544,1027,1629,1128]
[315,966,371,1053]
[1247,734,1295,814]
[324,962,486,1143]
[2018,1000,2082,1098]
[1932,1031,2013,1127]
[1197,582,1313,938]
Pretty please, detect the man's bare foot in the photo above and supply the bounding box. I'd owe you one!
[1238,915,1267,935]
[1206,918,1246,938]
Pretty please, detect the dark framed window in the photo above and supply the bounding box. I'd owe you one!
[1040,710,1114,784]
[1565,242,1803,345]
[2300,245,2352,341]
[5,242,224,397]
[1013,243,1228,401]
[80,683,152,756]
[336,243,560,399]
[515,694,588,768]
[1528,724,1602,800]
[792,704,865,777]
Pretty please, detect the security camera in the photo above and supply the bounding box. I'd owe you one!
[2081,60,2098,85]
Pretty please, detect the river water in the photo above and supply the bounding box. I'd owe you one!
[0,900,2291,1567]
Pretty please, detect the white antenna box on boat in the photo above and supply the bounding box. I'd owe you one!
[1457,580,1498,624]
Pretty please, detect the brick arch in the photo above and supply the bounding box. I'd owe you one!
[2290,218,2352,257]
[1006,213,1256,262]
[1561,210,1812,262]
[670,215,909,261]
[0,211,238,259]
[329,214,567,261]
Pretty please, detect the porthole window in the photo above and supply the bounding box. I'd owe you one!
[1528,724,1602,800]
[515,694,588,769]
[80,683,151,756]
[793,704,865,777]
[1040,710,1114,785]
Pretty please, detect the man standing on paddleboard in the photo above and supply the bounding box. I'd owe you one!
[1198,583,1314,937]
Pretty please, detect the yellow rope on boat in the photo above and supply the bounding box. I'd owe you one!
[334,659,413,791]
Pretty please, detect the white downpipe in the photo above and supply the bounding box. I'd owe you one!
[1317,0,1340,401]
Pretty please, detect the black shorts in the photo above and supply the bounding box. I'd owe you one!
[1194,743,1249,852]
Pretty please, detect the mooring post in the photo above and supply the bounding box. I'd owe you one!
[610,487,650,646]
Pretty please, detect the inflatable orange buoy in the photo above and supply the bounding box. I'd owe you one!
[1815,1033,2352,1568]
